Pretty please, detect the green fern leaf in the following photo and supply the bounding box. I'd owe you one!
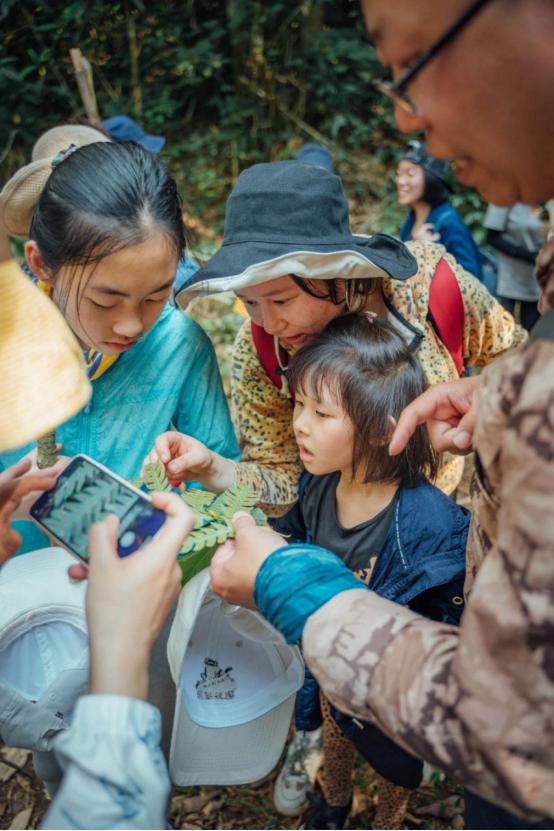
[143,459,171,492]
[179,520,232,555]
[178,542,220,585]
[209,484,258,518]
[181,489,217,517]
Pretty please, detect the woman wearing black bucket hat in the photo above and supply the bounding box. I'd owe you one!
[153,160,523,513]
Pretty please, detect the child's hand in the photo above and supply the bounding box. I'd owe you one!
[143,431,236,493]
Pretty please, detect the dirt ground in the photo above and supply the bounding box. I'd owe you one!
[0,741,465,830]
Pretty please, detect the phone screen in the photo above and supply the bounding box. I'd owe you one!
[30,455,166,561]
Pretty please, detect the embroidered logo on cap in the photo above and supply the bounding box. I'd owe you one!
[196,658,236,700]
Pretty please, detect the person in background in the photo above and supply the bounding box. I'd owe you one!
[295,142,334,173]
[484,202,548,331]
[398,140,483,280]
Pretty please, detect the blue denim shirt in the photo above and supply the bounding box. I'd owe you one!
[1,304,239,552]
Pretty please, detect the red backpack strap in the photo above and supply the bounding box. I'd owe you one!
[428,258,465,376]
[250,321,291,394]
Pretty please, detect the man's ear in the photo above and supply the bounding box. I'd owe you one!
[24,240,52,286]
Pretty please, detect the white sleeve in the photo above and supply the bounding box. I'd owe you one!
[42,695,170,830]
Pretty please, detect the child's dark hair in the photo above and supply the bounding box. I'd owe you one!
[29,141,185,279]
[287,313,439,487]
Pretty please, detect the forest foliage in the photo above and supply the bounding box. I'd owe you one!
[0,0,485,245]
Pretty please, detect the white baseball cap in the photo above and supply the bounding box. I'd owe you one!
[0,548,88,751]
[167,568,304,786]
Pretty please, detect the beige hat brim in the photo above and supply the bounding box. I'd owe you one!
[0,260,91,452]
[0,125,111,238]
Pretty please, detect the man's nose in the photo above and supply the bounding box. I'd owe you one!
[395,103,427,135]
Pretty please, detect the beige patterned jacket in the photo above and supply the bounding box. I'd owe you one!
[301,275,554,821]
[231,240,526,513]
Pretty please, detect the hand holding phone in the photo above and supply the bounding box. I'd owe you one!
[86,491,195,699]
[30,454,169,562]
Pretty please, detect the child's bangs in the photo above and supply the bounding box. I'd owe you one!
[288,349,348,406]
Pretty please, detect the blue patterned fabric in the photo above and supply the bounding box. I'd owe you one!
[1,303,239,552]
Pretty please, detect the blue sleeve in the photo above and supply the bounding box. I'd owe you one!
[43,696,169,830]
[254,545,364,644]
[400,212,413,242]
[172,321,240,463]
[435,212,483,280]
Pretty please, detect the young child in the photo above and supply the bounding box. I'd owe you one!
[273,313,469,830]
[0,128,238,552]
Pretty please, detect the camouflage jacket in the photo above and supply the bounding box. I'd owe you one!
[302,278,554,821]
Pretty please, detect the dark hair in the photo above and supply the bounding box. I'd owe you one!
[291,274,379,310]
[286,314,439,487]
[29,141,185,278]
[422,171,450,208]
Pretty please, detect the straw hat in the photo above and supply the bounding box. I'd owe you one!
[0,259,91,452]
[0,124,111,238]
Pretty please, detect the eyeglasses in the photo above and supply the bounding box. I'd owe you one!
[375,0,491,116]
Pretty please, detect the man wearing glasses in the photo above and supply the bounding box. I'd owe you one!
[210,0,554,826]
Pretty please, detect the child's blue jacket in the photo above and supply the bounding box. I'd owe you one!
[1,304,239,552]
[273,475,470,730]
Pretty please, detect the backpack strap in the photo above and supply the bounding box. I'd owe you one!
[529,308,554,342]
[427,257,465,376]
[250,321,292,397]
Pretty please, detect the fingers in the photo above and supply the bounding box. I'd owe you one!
[211,538,236,567]
[0,457,32,484]
[154,432,177,465]
[14,471,59,497]
[68,563,89,581]
[232,511,256,536]
[88,515,120,568]
[452,394,479,450]
[388,399,430,455]
[146,492,195,556]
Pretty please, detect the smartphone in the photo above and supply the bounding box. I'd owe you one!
[30,454,166,562]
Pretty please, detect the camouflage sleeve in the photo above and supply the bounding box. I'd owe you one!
[230,320,303,516]
[303,343,554,822]
[442,251,528,367]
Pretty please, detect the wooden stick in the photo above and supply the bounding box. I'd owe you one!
[70,48,101,126]
[37,430,57,469]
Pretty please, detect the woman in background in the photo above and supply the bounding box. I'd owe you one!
[398,141,483,281]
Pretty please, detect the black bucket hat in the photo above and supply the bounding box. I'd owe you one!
[401,140,452,189]
[176,161,418,306]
